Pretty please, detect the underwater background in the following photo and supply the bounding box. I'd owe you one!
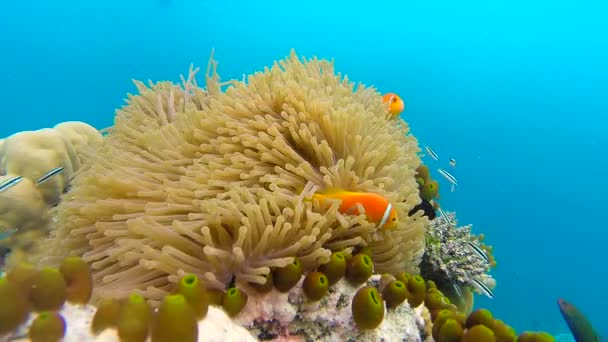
[0,0,605,337]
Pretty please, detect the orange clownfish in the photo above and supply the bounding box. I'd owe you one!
[309,189,398,229]
[382,93,405,118]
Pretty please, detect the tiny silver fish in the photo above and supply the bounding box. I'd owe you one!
[471,278,494,299]
[437,207,453,226]
[437,168,458,191]
[0,228,17,240]
[453,283,464,297]
[36,167,64,185]
[0,176,23,193]
[449,158,456,168]
[467,241,490,262]
[425,146,439,161]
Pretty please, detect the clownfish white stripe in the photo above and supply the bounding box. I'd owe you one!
[379,202,392,229]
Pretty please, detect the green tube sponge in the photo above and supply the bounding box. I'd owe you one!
[432,309,466,340]
[6,262,38,297]
[151,294,198,342]
[0,277,30,335]
[516,332,556,342]
[117,293,152,342]
[206,289,225,306]
[30,267,67,311]
[416,165,431,182]
[250,272,274,293]
[352,285,385,330]
[273,257,303,292]
[425,291,456,315]
[462,324,496,342]
[176,274,209,319]
[437,318,464,342]
[60,256,93,304]
[222,287,248,317]
[426,279,438,290]
[91,298,121,335]
[346,253,374,285]
[303,271,329,301]
[492,319,517,342]
[421,180,439,201]
[465,308,494,329]
[382,280,408,308]
[318,251,347,285]
[406,275,426,308]
[395,272,411,285]
[357,246,373,257]
[28,311,66,342]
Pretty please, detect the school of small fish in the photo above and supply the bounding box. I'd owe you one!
[383,91,495,299]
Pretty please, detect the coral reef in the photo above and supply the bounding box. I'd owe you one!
[26,50,427,306]
[419,210,496,313]
[0,50,560,341]
[0,121,102,268]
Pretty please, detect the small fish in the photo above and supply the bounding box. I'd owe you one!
[408,198,436,220]
[437,206,452,226]
[310,189,398,229]
[0,176,23,193]
[453,283,463,297]
[0,228,17,240]
[437,168,458,192]
[36,167,64,185]
[425,146,439,161]
[470,278,494,299]
[382,93,405,118]
[558,298,600,342]
[467,242,489,262]
[449,158,456,168]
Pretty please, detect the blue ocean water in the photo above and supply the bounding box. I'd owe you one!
[0,0,605,336]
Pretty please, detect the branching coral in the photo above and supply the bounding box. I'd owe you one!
[419,210,496,309]
[25,50,428,305]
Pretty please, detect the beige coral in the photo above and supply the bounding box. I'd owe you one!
[29,50,428,304]
[0,121,102,266]
[0,121,102,206]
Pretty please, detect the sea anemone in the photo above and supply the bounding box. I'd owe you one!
[22,50,427,307]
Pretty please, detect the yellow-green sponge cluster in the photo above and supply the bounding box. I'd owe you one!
[427,286,555,341]
[0,256,92,339]
[91,273,208,342]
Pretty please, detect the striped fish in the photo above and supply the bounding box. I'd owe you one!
[467,242,490,262]
[453,283,464,297]
[437,168,458,191]
[437,207,453,226]
[0,176,23,193]
[425,146,439,161]
[471,278,494,299]
[36,167,64,185]
[0,228,17,240]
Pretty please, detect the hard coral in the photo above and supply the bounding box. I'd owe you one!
[419,210,496,307]
[26,50,427,304]
[0,121,102,269]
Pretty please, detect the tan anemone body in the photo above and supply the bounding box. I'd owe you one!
[27,50,428,305]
